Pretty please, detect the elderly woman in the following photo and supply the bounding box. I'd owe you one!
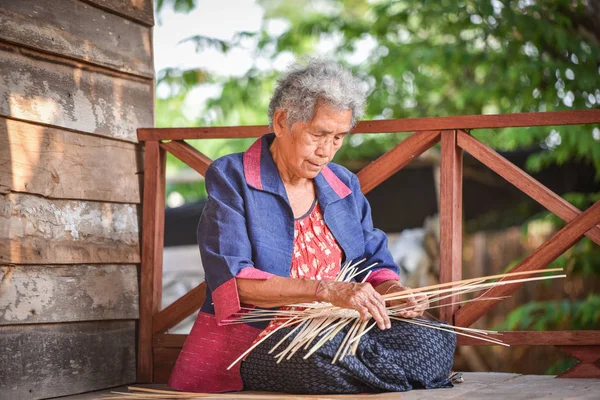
[169,59,456,394]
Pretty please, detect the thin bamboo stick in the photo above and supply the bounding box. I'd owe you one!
[102,386,403,399]
[389,317,508,346]
[350,320,369,355]
[382,268,563,298]
[331,318,358,364]
[226,316,301,370]
[269,319,308,354]
[384,274,565,303]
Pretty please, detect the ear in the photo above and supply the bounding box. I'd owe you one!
[272,109,289,138]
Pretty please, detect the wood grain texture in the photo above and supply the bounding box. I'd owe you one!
[457,331,600,346]
[456,200,600,327]
[355,109,600,133]
[153,347,180,384]
[0,320,136,400]
[0,43,153,142]
[356,131,440,194]
[138,125,270,141]
[160,141,213,177]
[0,118,142,203]
[557,346,600,378]
[81,0,154,26]
[0,193,140,264]
[0,264,138,325]
[137,109,600,141]
[154,333,186,348]
[152,148,166,316]
[457,130,600,246]
[0,0,153,77]
[138,142,166,383]
[153,282,206,334]
[439,131,463,323]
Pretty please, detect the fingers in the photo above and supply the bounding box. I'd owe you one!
[395,292,429,318]
[397,297,418,318]
[348,283,390,330]
[414,293,429,316]
[356,305,371,322]
[372,291,392,329]
[398,309,420,318]
[365,295,390,330]
[328,282,395,329]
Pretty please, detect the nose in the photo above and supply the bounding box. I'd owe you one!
[315,137,334,160]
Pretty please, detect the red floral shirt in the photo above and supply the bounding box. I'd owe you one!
[252,201,343,343]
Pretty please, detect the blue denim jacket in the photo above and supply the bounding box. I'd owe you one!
[169,134,400,393]
[198,133,400,322]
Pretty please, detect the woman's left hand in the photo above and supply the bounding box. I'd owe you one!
[378,282,429,318]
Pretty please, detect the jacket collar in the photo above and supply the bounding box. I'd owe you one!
[243,134,352,207]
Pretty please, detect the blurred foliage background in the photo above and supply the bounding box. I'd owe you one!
[155,0,599,373]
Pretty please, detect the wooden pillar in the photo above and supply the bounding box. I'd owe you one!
[439,130,463,324]
[138,141,166,382]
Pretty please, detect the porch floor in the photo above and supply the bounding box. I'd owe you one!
[55,372,599,400]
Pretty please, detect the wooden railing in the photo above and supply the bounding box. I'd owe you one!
[137,109,600,383]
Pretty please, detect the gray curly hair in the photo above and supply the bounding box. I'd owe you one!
[268,59,367,130]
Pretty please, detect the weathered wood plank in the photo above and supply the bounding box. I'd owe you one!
[53,375,600,399]
[439,130,463,323]
[356,131,440,194]
[0,0,153,78]
[82,0,154,26]
[0,264,139,325]
[0,320,136,400]
[0,43,153,143]
[457,374,600,397]
[138,142,166,382]
[136,110,600,141]
[0,118,142,203]
[0,193,140,264]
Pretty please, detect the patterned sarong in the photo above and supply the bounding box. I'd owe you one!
[241,319,456,394]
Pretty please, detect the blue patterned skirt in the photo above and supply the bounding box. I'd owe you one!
[240,319,456,394]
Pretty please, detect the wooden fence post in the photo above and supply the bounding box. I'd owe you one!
[138,141,166,382]
[439,130,463,323]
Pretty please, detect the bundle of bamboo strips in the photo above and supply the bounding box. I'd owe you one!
[223,260,565,369]
[99,386,400,399]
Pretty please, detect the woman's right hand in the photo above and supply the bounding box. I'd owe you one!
[316,281,391,330]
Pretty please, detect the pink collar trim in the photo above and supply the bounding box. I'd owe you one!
[243,137,263,190]
[243,135,351,199]
[321,165,352,199]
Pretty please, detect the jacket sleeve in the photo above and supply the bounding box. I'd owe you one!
[197,161,274,324]
[350,174,401,286]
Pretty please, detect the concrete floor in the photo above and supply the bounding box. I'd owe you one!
[56,373,600,400]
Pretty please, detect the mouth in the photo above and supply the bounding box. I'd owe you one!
[307,161,325,169]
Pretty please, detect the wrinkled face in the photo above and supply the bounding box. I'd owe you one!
[273,104,352,179]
